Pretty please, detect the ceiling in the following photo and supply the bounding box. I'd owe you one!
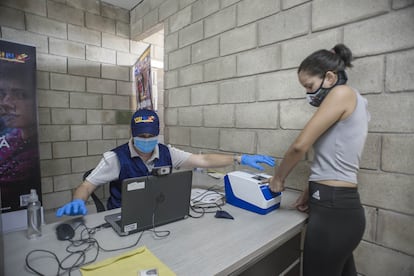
[102,0,142,10]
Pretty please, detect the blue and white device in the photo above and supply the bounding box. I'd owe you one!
[224,171,281,215]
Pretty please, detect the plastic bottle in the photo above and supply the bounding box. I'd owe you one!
[27,189,42,239]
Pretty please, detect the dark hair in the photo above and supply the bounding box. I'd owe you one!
[298,44,353,77]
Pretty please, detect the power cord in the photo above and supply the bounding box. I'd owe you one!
[189,185,225,218]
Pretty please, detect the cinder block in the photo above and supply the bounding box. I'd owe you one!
[87,140,117,155]
[1,0,46,16]
[86,45,116,64]
[377,209,414,255]
[191,127,219,149]
[54,173,83,191]
[360,133,381,170]
[51,108,86,124]
[39,142,52,160]
[87,78,116,94]
[53,141,87,158]
[257,130,302,158]
[116,21,130,38]
[41,176,53,193]
[348,56,384,94]
[0,6,25,30]
[143,8,159,31]
[393,0,414,9]
[219,76,256,103]
[68,25,101,46]
[165,108,178,125]
[192,0,219,22]
[37,53,67,73]
[354,241,414,276]
[178,106,203,126]
[165,126,190,146]
[40,158,71,178]
[257,69,304,101]
[42,190,71,209]
[101,3,129,23]
[220,23,256,56]
[344,7,414,57]
[179,0,197,9]
[102,64,130,81]
[26,14,66,39]
[167,87,190,107]
[165,70,178,89]
[103,125,130,139]
[204,5,236,38]
[159,0,179,21]
[219,129,256,154]
[203,104,234,127]
[222,0,239,8]
[281,0,308,10]
[191,83,219,105]
[38,125,69,142]
[204,55,236,81]
[386,49,414,92]
[192,36,219,63]
[259,4,310,46]
[237,0,280,26]
[70,92,102,109]
[178,21,203,47]
[165,32,179,53]
[102,95,130,109]
[116,81,133,95]
[47,1,83,26]
[50,73,85,91]
[37,89,69,108]
[358,170,414,215]
[179,64,203,86]
[38,107,51,124]
[68,58,101,78]
[169,46,191,69]
[235,102,278,129]
[37,71,49,89]
[280,100,315,130]
[366,94,414,132]
[49,37,85,59]
[169,6,191,33]
[131,19,143,39]
[362,206,377,242]
[101,33,130,52]
[117,52,138,66]
[71,125,102,141]
[86,110,116,124]
[66,0,100,15]
[237,45,281,76]
[71,155,102,173]
[2,27,48,53]
[382,134,414,174]
[313,0,388,31]
[85,12,116,34]
[281,29,341,69]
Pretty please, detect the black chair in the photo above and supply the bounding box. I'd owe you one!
[83,169,106,213]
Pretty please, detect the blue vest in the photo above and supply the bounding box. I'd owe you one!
[107,143,172,209]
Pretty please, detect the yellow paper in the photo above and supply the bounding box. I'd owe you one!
[80,246,176,276]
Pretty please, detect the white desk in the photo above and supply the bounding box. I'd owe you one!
[3,173,307,276]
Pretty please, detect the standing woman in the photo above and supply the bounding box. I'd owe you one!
[267,44,369,276]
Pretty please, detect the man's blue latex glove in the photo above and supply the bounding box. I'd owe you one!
[241,155,276,171]
[56,199,87,217]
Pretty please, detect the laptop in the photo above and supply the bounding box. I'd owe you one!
[104,170,193,236]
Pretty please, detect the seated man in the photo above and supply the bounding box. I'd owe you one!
[56,109,275,216]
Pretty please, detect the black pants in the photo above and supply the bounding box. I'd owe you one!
[303,182,365,276]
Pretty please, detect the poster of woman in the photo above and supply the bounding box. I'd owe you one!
[0,40,41,213]
[134,46,153,110]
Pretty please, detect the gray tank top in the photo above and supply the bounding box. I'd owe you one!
[309,89,370,184]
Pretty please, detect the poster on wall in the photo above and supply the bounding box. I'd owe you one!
[0,40,41,213]
[133,46,154,110]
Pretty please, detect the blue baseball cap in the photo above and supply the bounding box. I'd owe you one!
[131,109,159,137]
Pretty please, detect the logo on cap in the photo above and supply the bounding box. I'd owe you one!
[134,115,155,124]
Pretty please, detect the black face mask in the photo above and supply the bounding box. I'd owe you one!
[306,70,348,107]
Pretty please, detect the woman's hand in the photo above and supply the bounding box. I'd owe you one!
[263,175,285,193]
[293,189,309,212]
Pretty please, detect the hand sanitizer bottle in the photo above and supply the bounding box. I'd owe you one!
[27,189,42,239]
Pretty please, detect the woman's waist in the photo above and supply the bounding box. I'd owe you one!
[316,180,357,188]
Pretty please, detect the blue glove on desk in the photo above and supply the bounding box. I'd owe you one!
[241,155,275,171]
[56,199,87,217]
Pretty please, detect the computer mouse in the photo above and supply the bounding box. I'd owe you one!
[56,223,75,241]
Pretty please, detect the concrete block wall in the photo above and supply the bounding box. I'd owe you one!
[130,0,414,275]
[0,0,149,220]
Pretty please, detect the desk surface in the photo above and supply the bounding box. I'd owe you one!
[3,173,307,276]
